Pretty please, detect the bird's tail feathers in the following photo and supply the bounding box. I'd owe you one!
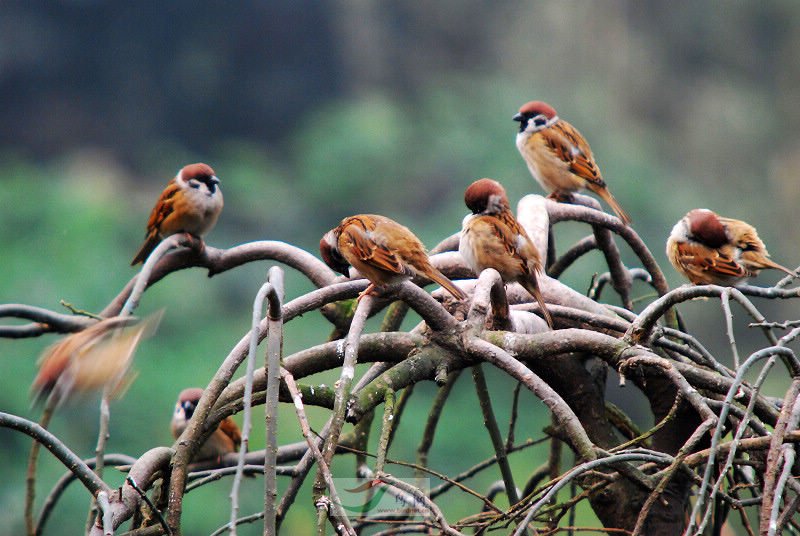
[590,185,631,226]
[428,269,467,301]
[521,279,554,329]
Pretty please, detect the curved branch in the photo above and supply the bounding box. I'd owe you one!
[101,240,337,318]
[547,201,671,298]
[430,233,460,254]
[0,304,95,338]
[0,412,110,497]
[513,451,673,535]
[463,337,597,461]
[466,269,511,331]
[88,447,173,536]
[395,281,460,333]
[547,235,597,279]
[36,454,137,536]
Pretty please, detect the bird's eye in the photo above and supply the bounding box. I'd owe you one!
[188,178,201,189]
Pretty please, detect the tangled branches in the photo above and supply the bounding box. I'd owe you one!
[3,194,800,536]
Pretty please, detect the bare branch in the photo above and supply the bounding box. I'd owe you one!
[0,304,94,338]
[101,240,337,318]
[0,411,110,497]
[88,446,172,536]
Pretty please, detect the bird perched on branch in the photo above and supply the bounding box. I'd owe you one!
[320,214,466,301]
[667,208,796,286]
[171,387,242,462]
[513,100,631,225]
[459,178,553,328]
[31,313,161,407]
[131,163,223,265]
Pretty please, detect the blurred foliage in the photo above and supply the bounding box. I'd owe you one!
[2,1,800,533]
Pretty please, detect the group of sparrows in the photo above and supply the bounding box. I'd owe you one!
[30,100,795,462]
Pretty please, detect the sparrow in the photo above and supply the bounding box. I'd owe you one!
[513,101,631,225]
[459,179,553,328]
[667,208,796,286]
[171,387,241,462]
[320,214,466,301]
[31,313,160,407]
[131,163,223,265]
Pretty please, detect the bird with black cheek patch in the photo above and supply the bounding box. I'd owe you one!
[320,214,466,301]
[131,163,224,265]
[513,101,631,225]
[459,178,553,328]
[171,387,242,462]
[667,208,795,286]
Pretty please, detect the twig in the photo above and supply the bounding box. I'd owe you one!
[513,452,672,535]
[166,284,363,533]
[686,348,794,535]
[340,442,503,514]
[698,349,785,529]
[416,370,462,475]
[384,383,415,454]
[761,378,800,534]
[632,420,714,535]
[126,475,171,536]
[768,445,796,536]
[472,364,520,505]
[588,268,652,303]
[103,240,337,318]
[610,392,683,453]
[547,235,597,279]
[59,299,103,319]
[1,411,110,498]
[375,472,465,536]
[547,200,671,299]
[26,400,55,536]
[282,369,356,535]
[210,511,265,536]
[86,388,112,533]
[719,289,741,369]
[95,490,113,536]
[315,294,373,500]
[228,266,284,534]
[87,446,173,536]
[36,453,137,535]
[464,337,597,461]
[121,234,193,316]
[262,267,284,536]
[506,381,523,451]
[186,465,294,492]
[0,303,94,338]
[467,268,511,330]
[375,389,395,475]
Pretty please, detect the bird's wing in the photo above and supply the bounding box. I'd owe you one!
[340,221,407,275]
[144,180,181,236]
[219,418,242,451]
[674,241,746,281]
[542,121,606,188]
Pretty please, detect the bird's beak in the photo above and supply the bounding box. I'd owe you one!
[512,112,523,122]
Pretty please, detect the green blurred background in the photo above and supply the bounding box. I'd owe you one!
[2,2,799,533]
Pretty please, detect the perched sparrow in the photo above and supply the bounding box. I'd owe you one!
[171,387,241,462]
[460,179,553,328]
[513,101,631,225]
[320,214,466,301]
[667,208,795,286]
[31,313,160,407]
[131,163,223,265]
